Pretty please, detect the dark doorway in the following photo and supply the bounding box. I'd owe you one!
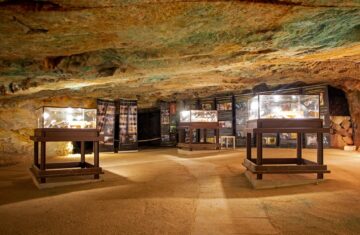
[328,86,350,116]
[138,108,161,148]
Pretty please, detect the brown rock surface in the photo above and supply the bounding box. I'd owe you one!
[0,1,359,157]
[347,91,360,146]
[0,96,95,160]
[0,1,359,105]
[343,136,354,145]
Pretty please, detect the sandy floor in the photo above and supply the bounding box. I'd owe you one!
[1,148,360,235]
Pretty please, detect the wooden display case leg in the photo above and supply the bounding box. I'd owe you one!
[253,133,257,147]
[215,129,220,150]
[317,132,324,179]
[297,133,302,165]
[40,141,46,183]
[189,128,193,151]
[246,133,252,160]
[204,129,207,143]
[256,133,263,180]
[80,141,85,168]
[94,141,100,179]
[34,141,39,167]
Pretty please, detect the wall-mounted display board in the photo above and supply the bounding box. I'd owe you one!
[234,94,251,147]
[302,85,330,148]
[199,98,216,143]
[216,96,234,137]
[117,99,138,152]
[160,101,177,146]
[97,99,116,152]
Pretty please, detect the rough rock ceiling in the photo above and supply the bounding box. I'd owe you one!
[0,0,359,107]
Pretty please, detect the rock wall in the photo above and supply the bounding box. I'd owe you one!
[346,90,360,147]
[0,96,96,164]
[330,116,353,148]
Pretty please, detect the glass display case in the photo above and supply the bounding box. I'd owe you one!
[180,110,218,123]
[178,110,220,151]
[248,95,320,120]
[36,106,97,129]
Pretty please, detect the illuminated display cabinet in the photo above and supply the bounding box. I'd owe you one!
[36,106,97,129]
[248,95,320,120]
[180,110,218,123]
[178,110,220,151]
[31,106,102,185]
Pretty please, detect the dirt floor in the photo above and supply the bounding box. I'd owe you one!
[1,148,360,235]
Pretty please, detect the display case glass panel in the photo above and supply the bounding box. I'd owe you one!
[37,106,96,129]
[248,95,320,120]
[180,110,218,123]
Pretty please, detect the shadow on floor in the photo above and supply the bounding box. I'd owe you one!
[0,168,135,206]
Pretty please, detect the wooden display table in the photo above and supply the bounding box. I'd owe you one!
[243,119,330,180]
[178,122,220,151]
[30,128,104,184]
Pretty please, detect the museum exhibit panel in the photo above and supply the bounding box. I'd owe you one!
[97,99,138,152]
[117,99,138,152]
[216,96,234,137]
[160,101,177,146]
[178,110,220,151]
[97,99,116,152]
